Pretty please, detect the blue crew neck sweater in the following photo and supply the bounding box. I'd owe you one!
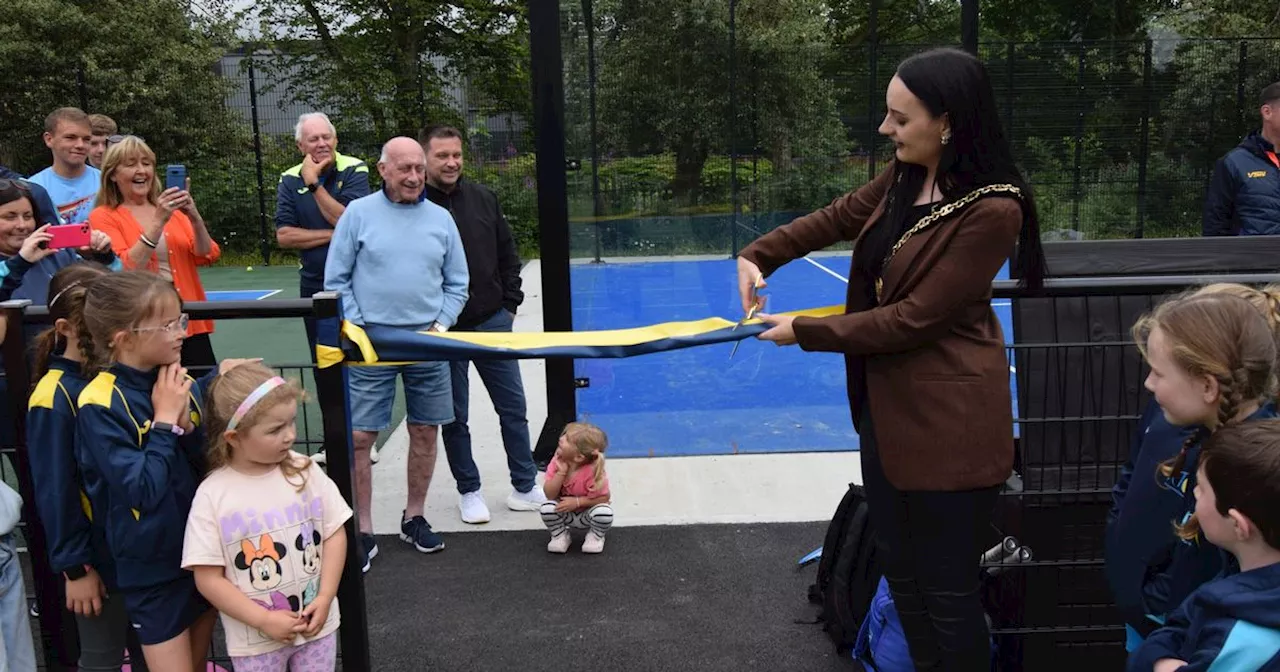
[324,190,470,330]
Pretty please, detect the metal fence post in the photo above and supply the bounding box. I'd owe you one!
[308,293,371,672]
[866,0,880,184]
[1236,41,1249,132]
[1071,42,1086,233]
[76,63,89,113]
[529,0,578,467]
[583,0,603,264]
[728,0,740,258]
[1136,40,1153,239]
[1,300,74,670]
[1005,42,1015,146]
[247,53,271,267]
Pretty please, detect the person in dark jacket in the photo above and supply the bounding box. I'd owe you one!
[75,271,248,669]
[0,166,59,226]
[1202,81,1280,237]
[27,263,149,670]
[1115,287,1280,658]
[1129,420,1280,672]
[1108,283,1280,652]
[419,124,545,525]
[0,179,120,451]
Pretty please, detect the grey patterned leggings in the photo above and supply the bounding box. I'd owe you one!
[540,501,614,538]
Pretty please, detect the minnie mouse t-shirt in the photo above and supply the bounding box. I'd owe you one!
[182,456,351,657]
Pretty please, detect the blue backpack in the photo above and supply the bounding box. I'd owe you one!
[852,577,997,671]
[851,577,914,671]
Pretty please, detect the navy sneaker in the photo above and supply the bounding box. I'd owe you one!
[400,513,445,553]
[360,533,378,573]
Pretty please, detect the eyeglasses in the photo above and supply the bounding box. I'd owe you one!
[106,134,144,149]
[0,178,32,195]
[133,313,189,334]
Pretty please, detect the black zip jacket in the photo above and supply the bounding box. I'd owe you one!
[425,177,523,329]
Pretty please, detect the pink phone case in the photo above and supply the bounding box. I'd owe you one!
[47,224,92,250]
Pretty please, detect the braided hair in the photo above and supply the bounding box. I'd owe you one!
[1134,293,1276,477]
[31,262,112,381]
[1133,292,1277,539]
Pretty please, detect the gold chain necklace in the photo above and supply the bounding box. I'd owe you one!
[874,183,1022,301]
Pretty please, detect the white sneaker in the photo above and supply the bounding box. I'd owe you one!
[506,488,549,511]
[459,492,491,524]
[581,532,606,554]
[547,532,571,554]
[310,449,378,465]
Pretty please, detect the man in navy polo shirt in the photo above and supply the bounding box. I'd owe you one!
[275,112,370,354]
[276,112,371,464]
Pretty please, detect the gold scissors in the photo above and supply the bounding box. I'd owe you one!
[730,275,764,359]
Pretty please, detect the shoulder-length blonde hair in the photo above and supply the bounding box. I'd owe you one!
[95,136,162,209]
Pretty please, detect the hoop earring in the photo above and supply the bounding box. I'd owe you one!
[941,130,951,145]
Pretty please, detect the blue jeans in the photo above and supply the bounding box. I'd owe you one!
[442,309,537,494]
[0,534,36,671]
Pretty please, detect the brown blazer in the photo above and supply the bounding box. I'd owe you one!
[739,169,1023,491]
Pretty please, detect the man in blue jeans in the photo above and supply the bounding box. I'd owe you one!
[421,124,547,524]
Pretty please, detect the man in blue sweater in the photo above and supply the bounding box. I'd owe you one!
[325,136,469,569]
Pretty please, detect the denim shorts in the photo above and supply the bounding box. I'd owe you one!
[347,361,454,431]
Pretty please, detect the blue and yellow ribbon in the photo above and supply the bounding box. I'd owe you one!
[315,305,846,366]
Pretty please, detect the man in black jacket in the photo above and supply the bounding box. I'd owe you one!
[1203,81,1280,236]
[420,125,546,525]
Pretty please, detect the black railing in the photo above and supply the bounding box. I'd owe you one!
[0,293,370,672]
[1,273,1278,670]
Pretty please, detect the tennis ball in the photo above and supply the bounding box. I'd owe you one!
[246,266,254,271]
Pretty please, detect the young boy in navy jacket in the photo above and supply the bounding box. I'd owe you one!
[1129,420,1280,672]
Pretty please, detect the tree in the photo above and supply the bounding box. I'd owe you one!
[589,0,849,204]
[250,0,529,146]
[0,0,243,173]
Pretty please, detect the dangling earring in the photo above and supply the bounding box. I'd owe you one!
[941,129,951,145]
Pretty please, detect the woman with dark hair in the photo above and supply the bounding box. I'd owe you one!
[737,47,1046,670]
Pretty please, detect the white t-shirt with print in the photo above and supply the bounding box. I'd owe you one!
[182,457,352,657]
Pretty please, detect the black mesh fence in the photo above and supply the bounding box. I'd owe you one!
[4,32,1276,263]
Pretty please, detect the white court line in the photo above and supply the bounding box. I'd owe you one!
[257,289,282,300]
[800,256,849,283]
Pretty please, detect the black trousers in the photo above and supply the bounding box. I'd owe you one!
[859,407,999,671]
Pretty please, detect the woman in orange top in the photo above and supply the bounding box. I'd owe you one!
[89,136,221,369]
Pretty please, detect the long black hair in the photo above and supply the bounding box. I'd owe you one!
[883,47,1046,290]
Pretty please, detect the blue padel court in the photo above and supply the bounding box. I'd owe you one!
[205,289,282,301]
[572,256,1016,458]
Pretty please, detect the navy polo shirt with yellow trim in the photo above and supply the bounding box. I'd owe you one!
[275,152,371,287]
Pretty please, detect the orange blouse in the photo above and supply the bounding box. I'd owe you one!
[88,206,222,336]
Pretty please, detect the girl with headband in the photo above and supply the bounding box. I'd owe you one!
[183,361,350,672]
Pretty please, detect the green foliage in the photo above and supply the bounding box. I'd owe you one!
[0,0,244,173]
[563,0,850,204]
[250,0,529,141]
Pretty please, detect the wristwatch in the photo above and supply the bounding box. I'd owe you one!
[306,181,320,193]
[152,421,185,436]
[64,565,88,581]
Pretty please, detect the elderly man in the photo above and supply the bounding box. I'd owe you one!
[325,137,469,570]
[276,113,371,357]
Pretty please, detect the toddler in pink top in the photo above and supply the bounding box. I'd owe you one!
[541,422,613,553]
